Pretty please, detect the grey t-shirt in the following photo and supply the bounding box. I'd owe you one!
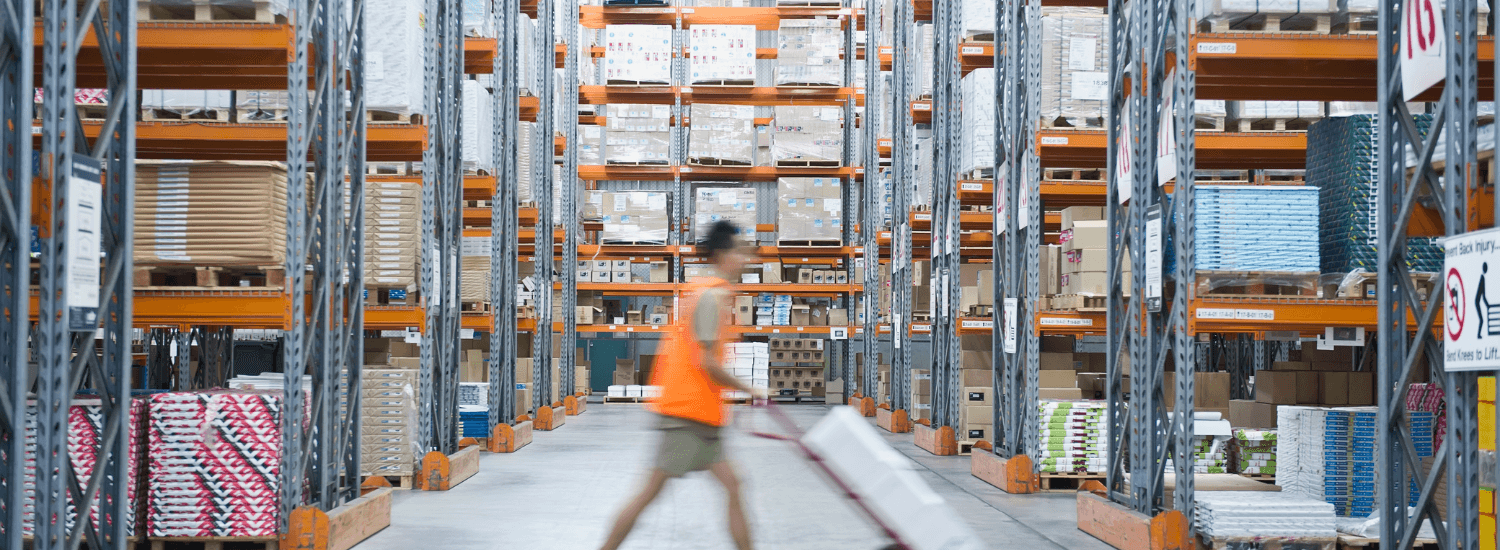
[694,286,728,345]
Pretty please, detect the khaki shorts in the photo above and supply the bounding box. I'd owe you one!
[655,414,724,477]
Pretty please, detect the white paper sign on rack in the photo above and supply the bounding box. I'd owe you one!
[1400,0,1446,101]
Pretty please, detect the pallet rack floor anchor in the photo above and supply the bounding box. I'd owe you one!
[1075,482,1192,550]
[488,421,534,453]
[858,396,876,417]
[535,404,568,431]
[913,423,958,456]
[414,447,482,491]
[875,407,912,433]
[279,486,394,550]
[970,451,1038,494]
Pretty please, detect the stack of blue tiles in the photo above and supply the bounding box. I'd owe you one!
[1307,114,1442,275]
[1348,409,1378,518]
[1407,410,1436,506]
[460,408,489,438]
[1195,186,1320,271]
[1322,409,1352,517]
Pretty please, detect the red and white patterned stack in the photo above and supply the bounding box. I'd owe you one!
[68,398,148,537]
[148,391,281,538]
[1407,382,1446,450]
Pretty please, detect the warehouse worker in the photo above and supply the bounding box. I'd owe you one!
[600,220,767,550]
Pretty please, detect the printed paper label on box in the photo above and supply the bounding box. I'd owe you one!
[1068,38,1097,71]
[1071,72,1109,101]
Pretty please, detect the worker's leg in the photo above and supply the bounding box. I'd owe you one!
[710,460,753,550]
[599,469,672,550]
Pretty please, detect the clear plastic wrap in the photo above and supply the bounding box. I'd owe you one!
[1194,185,1320,272]
[689,104,755,165]
[463,0,494,37]
[141,90,232,117]
[963,0,996,38]
[517,121,536,203]
[1230,100,1323,120]
[579,124,603,166]
[962,68,997,176]
[693,187,758,242]
[1040,8,1107,128]
[137,0,288,21]
[771,105,844,165]
[605,104,671,164]
[133,161,289,266]
[777,177,843,242]
[776,18,843,86]
[690,25,757,84]
[234,90,288,122]
[1197,0,1335,19]
[1341,0,1486,32]
[365,0,424,115]
[519,16,536,94]
[364,180,420,289]
[460,80,495,174]
[918,23,934,96]
[586,191,671,243]
[603,25,673,84]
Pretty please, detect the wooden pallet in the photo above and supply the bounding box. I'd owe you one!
[1239,472,1277,484]
[1198,13,1332,33]
[1197,115,1228,131]
[1254,169,1307,184]
[963,32,996,42]
[957,439,977,455]
[141,108,231,123]
[688,156,754,166]
[1049,293,1107,312]
[605,160,672,166]
[76,102,109,120]
[367,110,421,125]
[1197,271,1319,297]
[773,159,842,168]
[687,80,757,87]
[234,108,287,123]
[137,0,279,22]
[1336,535,1439,550]
[365,474,414,489]
[461,301,492,314]
[1325,272,1437,300]
[1039,117,1107,130]
[149,537,278,550]
[962,167,994,180]
[1233,117,1317,132]
[366,162,411,176]
[1038,471,1105,492]
[1200,537,1336,550]
[133,265,285,290]
[1044,168,1105,181]
[603,395,643,403]
[1196,169,1251,183]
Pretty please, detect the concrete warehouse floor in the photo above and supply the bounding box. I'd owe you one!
[353,403,1114,550]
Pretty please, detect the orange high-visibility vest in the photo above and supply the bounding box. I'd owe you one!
[649,276,732,427]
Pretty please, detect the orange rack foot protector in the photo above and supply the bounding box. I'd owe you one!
[458,437,482,449]
[415,447,481,491]
[859,396,876,417]
[564,395,585,416]
[535,405,568,431]
[489,421,534,453]
[970,451,1037,494]
[914,423,958,456]
[1077,481,1191,550]
[281,486,393,550]
[891,409,912,433]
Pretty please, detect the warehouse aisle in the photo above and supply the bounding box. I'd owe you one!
[353,404,1112,550]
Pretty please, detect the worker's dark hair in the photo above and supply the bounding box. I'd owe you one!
[704,220,741,260]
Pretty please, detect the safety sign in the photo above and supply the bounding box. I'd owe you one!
[1442,227,1500,371]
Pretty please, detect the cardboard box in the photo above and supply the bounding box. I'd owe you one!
[613,371,636,386]
[626,310,643,325]
[1037,388,1086,400]
[964,425,989,440]
[963,387,991,405]
[649,262,670,283]
[1064,249,1107,273]
[1060,206,1104,230]
[827,308,848,326]
[1348,371,1374,405]
[964,405,993,424]
[797,269,813,284]
[1320,372,1350,405]
[1255,371,1297,405]
[576,306,601,325]
[1272,361,1311,371]
[1062,271,1108,295]
[1040,352,1079,370]
[1040,370,1077,388]
[1228,399,1278,428]
[1040,335,1075,353]
[734,296,755,326]
[1064,220,1107,251]
[1295,371,1321,404]
[1198,371,1231,409]
[791,304,811,326]
[612,270,631,283]
[962,368,992,387]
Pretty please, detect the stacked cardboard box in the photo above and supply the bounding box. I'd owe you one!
[959,264,995,314]
[21,399,148,537]
[689,25,757,84]
[1228,101,1324,126]
[1233,429,1277,476]
[772,106,844,165]
[775,18,842,86]
[460,256,490,304]
[1040,244,1062,300]
[1039,8,1107,128]
[959,385,992,441]
[777,177,843,242]
[1307,115,1442,274]
[584,191,671,243]
[911,369,932,421]
[693,187,757,243]
[147,391,281,537]
[133,161,289,266]
[1277,406,1425,517]
[579,124,603,165]
[961,68,996,176]
[603,25,672,84]
[365,180,420,290]
[605,104,671,164]
[1038,349,1087,400]
[689,104,756,165]
[769,338,826,363]
[1239,360,1375,426]
[1037,401,1107,473]
[1058,206,1107,296]
[726,343,771,399]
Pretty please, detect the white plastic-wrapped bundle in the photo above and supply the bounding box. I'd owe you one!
[517,121,536,203]
[963,0,996,38]
[1197,0,1334,19]
[694,188,758,242]
[603,25,673,84]
[605,104,672,164]
[235,90,288,122]
[579,125,603,165]
[1342,0,1486,30]
[141,90,232,117]
[689,104,755,165]
[463,0,493,37]
[365,0,425,115]
[586,191,671,243]
[961,68,996,176]
[460,80,495,175]
[1230,101,1324,124]
[918,23,934,96]
[777,177,843,242]
[771,105,843,165]
[690,25,757,84]
[776,19,843,86]
[1039,8,1107,128]
[519,16,536,94]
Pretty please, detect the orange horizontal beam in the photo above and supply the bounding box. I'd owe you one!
[463,176,497,201]
[465,37,496,74]
[366,306,425,331]
[580,6,862,30]
[1033,310,1106,336]
[579,85,861,106]
[580,164,857,181]
[1036,129,1308,170]
[39,291,296,330]
[51,22,293,89]
[49,121,425,162]
[1186,297,1391,335]
[880,43,995,74]
[1190,33,1493,101]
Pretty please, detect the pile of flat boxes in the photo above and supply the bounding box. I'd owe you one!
[726,342,771,399]
[768,338,825,395]
[361,339,420,480]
